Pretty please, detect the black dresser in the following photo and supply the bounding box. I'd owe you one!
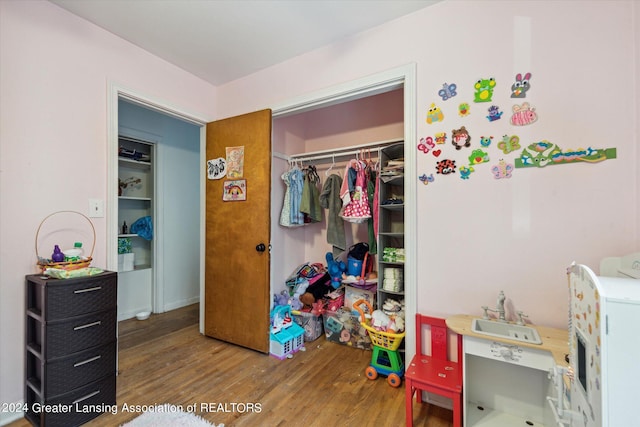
[25,271,117,427]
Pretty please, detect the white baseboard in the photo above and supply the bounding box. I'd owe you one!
[117,297,198,321]
[0,402,24,426]
[163,296,199,312]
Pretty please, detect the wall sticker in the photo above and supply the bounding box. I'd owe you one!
[491,159,514,179]
[451,126,471,150]
[418,136,435,154]
[479,136,493,147]
[419,173,435,185]
[438,82,458,101]
[459,165,475,180]
[436,159,457,175]
[473,77,496,102]
[486,105,503,122]
[426,103,445,124]
[510,102,538,126]
[511,72,532,98]
[514,141,617,168]
[497,135,521,154]
[458,102,471,117]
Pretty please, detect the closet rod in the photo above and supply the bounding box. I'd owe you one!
[277,137,403,163]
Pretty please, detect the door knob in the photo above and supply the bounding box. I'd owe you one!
[256,243,266,252]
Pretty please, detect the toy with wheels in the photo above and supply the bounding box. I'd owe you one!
[353,299,405,387]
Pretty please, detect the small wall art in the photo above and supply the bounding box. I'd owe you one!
[226,146,245,178]
[207,157,227,180]
[222,179,247,201]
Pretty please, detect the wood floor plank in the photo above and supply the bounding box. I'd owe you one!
[8,304,452,427]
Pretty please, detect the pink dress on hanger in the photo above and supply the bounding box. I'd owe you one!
[340,160,371,223]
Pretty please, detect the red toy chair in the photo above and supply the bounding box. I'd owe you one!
[405,315,463,426]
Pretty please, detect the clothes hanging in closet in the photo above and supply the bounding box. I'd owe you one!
[300,165,322,223]
[319,173,346,256]
[339,159,371,224]
[279,167,305,227]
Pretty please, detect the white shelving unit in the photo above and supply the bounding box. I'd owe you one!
[117,136,155,319]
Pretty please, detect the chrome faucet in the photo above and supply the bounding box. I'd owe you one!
[482,290,507,322]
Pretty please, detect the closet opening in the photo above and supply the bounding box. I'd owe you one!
[270,80,414,358]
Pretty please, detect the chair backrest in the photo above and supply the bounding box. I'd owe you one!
[415,314,462,363]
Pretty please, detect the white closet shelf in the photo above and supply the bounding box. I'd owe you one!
[273,137,403,163]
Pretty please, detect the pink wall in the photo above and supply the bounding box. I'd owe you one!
[219,0,639,327]
[0,0,217,412]
[0,0,638,418]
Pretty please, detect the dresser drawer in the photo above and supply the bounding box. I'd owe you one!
[38,309,117,359]
[25,374,116,427]
[27,272,117,320]
[31,341,117,397]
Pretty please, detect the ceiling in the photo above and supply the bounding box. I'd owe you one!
[49,0,440,86]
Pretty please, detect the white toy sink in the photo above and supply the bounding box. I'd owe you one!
[472,318,542,344]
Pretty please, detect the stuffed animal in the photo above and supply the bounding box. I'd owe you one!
[299,292,316,309]
[290,279,309,310]
[325,252,346,289]
[274,290,290,307]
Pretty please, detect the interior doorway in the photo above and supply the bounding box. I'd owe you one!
[107,85,207,327]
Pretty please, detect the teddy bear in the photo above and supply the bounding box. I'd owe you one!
[325,252,346,289]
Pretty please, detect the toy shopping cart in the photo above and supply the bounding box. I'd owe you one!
[353,299,405,387]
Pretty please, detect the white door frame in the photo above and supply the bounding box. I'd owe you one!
[271,63,418,356]
[106,82,209,319]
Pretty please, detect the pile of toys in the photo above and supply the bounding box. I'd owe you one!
[270,246,405,354]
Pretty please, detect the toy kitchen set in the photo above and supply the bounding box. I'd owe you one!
[447,254,640,427]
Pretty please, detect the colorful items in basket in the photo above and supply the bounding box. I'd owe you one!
[382,247,405,263]
[44,267,104,280]
[356,298,405,334]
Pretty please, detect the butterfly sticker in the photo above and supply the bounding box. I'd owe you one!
[438,82,457,101]
[419,173,435,185]
[497,135,521,154]
[417,136,435,154]
[491,159,514,179]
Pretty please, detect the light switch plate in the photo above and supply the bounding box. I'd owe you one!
[88,199,104,217]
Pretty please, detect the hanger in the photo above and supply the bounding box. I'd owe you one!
[325,154,335,177]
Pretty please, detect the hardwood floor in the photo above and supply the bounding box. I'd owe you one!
[9,304,452,427]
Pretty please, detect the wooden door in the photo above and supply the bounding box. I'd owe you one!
[205,109,271,353]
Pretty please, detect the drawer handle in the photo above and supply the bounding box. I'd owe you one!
[74,286,102,294]
[74,355,101,367]
[72,390,100,404]
[74,320,101,330]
